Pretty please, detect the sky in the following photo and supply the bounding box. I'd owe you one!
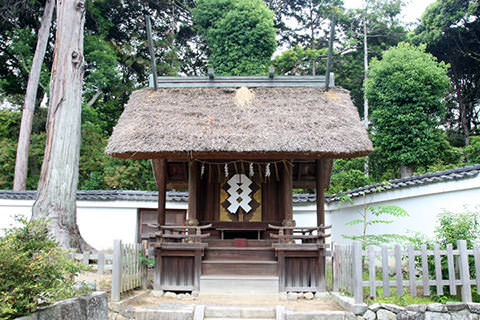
[343,0,437,24]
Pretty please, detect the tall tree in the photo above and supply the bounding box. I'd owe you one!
[366,43,450,177]
[335,0,405,115]
[193,0,277,75]
[412,0,480,146]
[265,0,343,49]
[13,0,54,191]
[32,0,91,251]
[272,45,328,75]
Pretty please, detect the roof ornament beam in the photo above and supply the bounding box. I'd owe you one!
[145,15,158,91]
[325,16,336,91]
[148,74,334,88]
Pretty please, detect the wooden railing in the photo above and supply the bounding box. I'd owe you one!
[157,224,212,243]
[268,224,331,244]
[332,240,480,303]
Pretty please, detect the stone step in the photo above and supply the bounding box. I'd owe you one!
[204,306,275,319]
[202,260,278,276]
[205,247,276,261]
[200,275,279,294]
[205,318,274,320]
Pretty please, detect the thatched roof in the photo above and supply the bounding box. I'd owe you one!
[106,86,373,160]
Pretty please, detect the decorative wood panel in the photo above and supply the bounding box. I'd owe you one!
[219,175,262,222]
[195,160,295,225]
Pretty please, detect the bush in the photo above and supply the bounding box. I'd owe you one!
[435,208,480,249]
[464,136,480,164]
[0,217,89,319]
[408,208,480,300]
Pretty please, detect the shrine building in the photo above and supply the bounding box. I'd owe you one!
[106,74,372,294]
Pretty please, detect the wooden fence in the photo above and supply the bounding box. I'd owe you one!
[332,240,480,303]
[73,252,113,274]
[111,240,148,301]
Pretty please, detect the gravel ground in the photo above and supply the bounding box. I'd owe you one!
[124,291,343,312]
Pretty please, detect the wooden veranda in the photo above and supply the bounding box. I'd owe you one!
[106,75,373,293]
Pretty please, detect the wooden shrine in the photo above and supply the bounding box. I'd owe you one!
[106,75,372,293]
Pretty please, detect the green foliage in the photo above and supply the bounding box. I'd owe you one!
[0,217,90,319]
[139,251,154,268]
[464,136,480,164]
[272,45,328,75]
[335,0,406,116]
[0,108,46,189]
[367,43,450,170]
[412,0,480,141]
[193,0,277,75]
[84,35,122,96]
[375,292,452,306]
[407,208,480,299]
[435,209,480,249]
[266,0,342,48]
[78,106,157,191]
[342,192,409,247]
[0,105,157,190]
[327,158,373,194]
[414,134,464,175]
[0,27,50,105]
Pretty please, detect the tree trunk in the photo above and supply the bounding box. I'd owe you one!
[399,165,414,178]
[455,80,470,146]
[13,0,55,191]
[32,0,92,252]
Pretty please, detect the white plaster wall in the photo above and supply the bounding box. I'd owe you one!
[76,206,137,251]
[1,175,478,249]
[294,175,480,244]
[0,199,33,231]
[0,199,186,251]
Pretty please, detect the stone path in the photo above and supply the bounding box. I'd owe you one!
[109,291,353,320]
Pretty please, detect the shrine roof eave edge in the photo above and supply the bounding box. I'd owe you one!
[108,150,372,161]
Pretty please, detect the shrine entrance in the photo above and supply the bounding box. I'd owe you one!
[144,158,333,293]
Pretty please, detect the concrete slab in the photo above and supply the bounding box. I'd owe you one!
[200,276,279,294]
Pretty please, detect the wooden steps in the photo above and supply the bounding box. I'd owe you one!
[206,239,274,247]
[205,247,276,261]
[202,239,278,277]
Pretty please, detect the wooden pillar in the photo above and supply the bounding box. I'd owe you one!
[152,159,167,226]
[188,160,199,223]
[316,160,325,227]
[316,159,327,291]
[281,162,293,223]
